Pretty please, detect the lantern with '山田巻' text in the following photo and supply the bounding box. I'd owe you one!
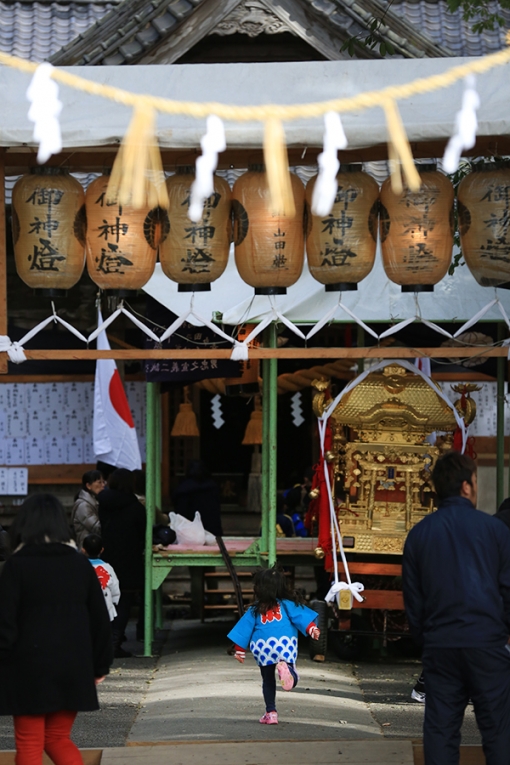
[85,175,163,294]
[457,161,510,287]
[12,168,86,296]
[380,165,454,292]
[159,168,232,292]
[233,166,305,295]
[305,165,379,291]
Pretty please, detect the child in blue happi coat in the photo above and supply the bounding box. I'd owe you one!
[227,566,320,725]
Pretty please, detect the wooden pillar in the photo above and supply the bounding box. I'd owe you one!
[0,149,7,374]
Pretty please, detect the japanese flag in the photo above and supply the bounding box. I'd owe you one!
[93,312,142,471]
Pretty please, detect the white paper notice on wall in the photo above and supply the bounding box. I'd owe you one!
[5,438,25,465]
[25,437,45,465]
[8,468,28,496]
[0,468,8,494]
[45,437,65,464]
[66,436,84,465]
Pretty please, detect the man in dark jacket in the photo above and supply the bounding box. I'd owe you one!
[403,451,510,765]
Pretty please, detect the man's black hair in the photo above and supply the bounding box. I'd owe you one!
[82,533,103,558]
[432,451,476,502]
[10,493,71,548]
[108,468,134,493]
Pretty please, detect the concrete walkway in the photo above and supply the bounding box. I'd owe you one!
[128,620,381,743]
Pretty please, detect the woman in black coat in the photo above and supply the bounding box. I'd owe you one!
[98,468,146,657]
[0,493,113,765]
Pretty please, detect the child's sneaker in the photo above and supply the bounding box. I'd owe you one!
[277,661,295,691]
[259,711,278,724]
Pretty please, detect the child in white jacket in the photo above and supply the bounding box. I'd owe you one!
[82,533,120,620]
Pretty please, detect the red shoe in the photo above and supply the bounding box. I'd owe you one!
[259,711,278,724]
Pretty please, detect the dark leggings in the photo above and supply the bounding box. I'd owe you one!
[260,663,298,712]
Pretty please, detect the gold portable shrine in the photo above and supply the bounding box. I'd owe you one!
[313,364,458,555]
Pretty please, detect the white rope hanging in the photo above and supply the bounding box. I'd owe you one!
[318,358,468,606]
[159,293,237,350]
[26,63,62,164]
[189,115,226,223]
[442,75,480,174]
[311,112,348,217]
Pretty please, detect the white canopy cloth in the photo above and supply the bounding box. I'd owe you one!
[0,58,509,149]
[143,245,510,327]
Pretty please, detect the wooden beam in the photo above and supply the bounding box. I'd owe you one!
[0,149,7,374]
[5,135,510,174]
[4,346,507,361]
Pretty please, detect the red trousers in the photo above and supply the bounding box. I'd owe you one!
[13,710,83,765]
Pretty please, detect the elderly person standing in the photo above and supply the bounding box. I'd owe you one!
[71,470,105,549]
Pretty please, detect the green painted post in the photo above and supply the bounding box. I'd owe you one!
[144,382,156,657]
[267,323,278,567]
[155,387,163,631]
[260,344,270,554]
[497,323,506,510]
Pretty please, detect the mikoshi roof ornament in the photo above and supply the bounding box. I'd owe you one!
[379,164,454,292]
[12,168,86,296]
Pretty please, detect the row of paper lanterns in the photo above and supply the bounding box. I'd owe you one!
[11,161,510,296]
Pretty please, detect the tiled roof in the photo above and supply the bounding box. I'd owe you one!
[0,1,118,61]
[386,0,510,56]
[0,0,507,67]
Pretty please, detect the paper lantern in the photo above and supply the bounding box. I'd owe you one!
[85,175,162,294]
[305,165,379,291]
[233,166,305,294]
[457,161,510,287]
[380,165,454,292]
[159,168,231,292]
[11,168,86,296]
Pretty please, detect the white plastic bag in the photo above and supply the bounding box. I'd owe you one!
[169,511,205,546]
[204,529,217,545]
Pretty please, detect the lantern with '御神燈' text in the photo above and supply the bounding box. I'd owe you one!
[457,161,510,287]
[233,166,305,295]
[159,168,232,292]
[85,175,163,295]
[380,164,454,292]
[12,168,86,296]
[305,165,379,291]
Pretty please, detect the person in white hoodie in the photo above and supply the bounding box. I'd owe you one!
[82,534,120,621]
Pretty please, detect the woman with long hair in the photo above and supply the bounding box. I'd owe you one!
[0,493,113,765]
[71,469,105,549]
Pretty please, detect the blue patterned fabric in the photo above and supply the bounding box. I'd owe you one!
[227,599,318,667]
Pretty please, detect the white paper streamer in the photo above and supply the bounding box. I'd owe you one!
[189,115,226,223]
[229,297,305,360]
[26,63,63,164]
[442,76,480,174]
[311,112,348,217]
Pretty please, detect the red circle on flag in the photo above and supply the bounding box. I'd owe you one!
[109,369,135,427]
